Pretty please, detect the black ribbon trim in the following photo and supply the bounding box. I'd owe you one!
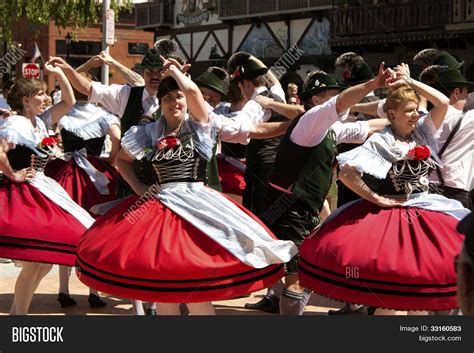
[0,235,77,249]
[299,265,456,298]
[299,257,456,288]
[0,241,76,255]
[77,254,281,284]
[76,262,283,293]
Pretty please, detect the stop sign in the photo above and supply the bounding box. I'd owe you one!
[22,63,40,79]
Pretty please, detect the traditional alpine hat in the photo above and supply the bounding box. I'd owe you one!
[230,58,268,83]
[136,48,164,70]
[434,69,474,93]
[195,71,229,99]
[341,62,374,86]
[300,72,346,101]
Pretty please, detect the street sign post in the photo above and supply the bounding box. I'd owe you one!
[105,9,115,46]
[22,63,40,79]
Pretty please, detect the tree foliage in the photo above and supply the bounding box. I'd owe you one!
[0,0,132,43]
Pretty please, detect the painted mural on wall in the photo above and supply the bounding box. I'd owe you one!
[239,25,284,58]
[176,0,218,27]
[299,18,332,55]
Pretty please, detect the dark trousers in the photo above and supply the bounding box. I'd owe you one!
[430,184,473,210]
[243,163,274,219]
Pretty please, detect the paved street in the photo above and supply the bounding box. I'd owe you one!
[0,262,343,316]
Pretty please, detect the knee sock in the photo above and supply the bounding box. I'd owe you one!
[269,280,284,300]
[131,300,145,316]
[58,266,71,295]
[279,288,312,316]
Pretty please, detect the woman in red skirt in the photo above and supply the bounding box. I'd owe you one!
[76,60,297,315]
[299,70,470,313]
[44,82,121,309]
[0,66,95,315]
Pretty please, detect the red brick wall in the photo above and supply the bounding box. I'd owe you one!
[12,11,154,92]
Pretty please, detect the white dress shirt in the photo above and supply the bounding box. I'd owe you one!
[89,82,159,118]
[206,102,252,145]
[430,105,474,191]
[290,95,351,147]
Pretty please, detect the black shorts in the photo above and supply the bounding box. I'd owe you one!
[261,188,320,273]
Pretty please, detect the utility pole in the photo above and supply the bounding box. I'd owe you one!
[101,0,114,85]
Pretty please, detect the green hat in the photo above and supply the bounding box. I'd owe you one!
[300,72,346,101]
[434,51,463,70]
[341,62,374,86]
[434,69,474,93]
[135,48,164,70]
[230,58,268,82]
[195,71,229,99]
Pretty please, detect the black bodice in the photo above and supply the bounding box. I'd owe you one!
[60,129,105,156]
[363,159,432,196]
[148,138,208,185]
[7,145,49,172]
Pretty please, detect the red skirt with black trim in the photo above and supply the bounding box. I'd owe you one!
[45,156,119,216]
[76,193,284,303]
[0,177,87,266]
[299,200,464,310]
[217,158,245,196]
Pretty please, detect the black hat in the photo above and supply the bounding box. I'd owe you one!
[434,51,463,70]
[341,62,374,86]
[300,72,346,101]
[195,71,228,99]
[157,77,180,101]
[136,48,164,70]
[230,58,268,83]
[434,69,474,93]
[458,213,474,259]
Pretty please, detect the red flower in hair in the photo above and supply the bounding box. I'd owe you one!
[40,137,58,147]
[407,145,431,160]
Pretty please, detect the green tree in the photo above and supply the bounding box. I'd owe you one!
[0,0,131,44]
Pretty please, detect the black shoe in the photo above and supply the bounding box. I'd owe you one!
[244,297,272,311]
[57,293,77,308]
[328,304,371,316]
[367,306,376,315]
[145,308,157,316]
[262,295,280,314]
[88,294,107,308]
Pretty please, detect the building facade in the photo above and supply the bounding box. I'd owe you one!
[7,8,154,91]
[136,0,474,82]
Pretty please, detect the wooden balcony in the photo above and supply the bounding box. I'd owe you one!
[330,0,474,45]
[218,0,334,20]
[135,1,175,29]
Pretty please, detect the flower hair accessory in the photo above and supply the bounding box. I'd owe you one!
[407,145,431,161]
[156,136,181,150]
